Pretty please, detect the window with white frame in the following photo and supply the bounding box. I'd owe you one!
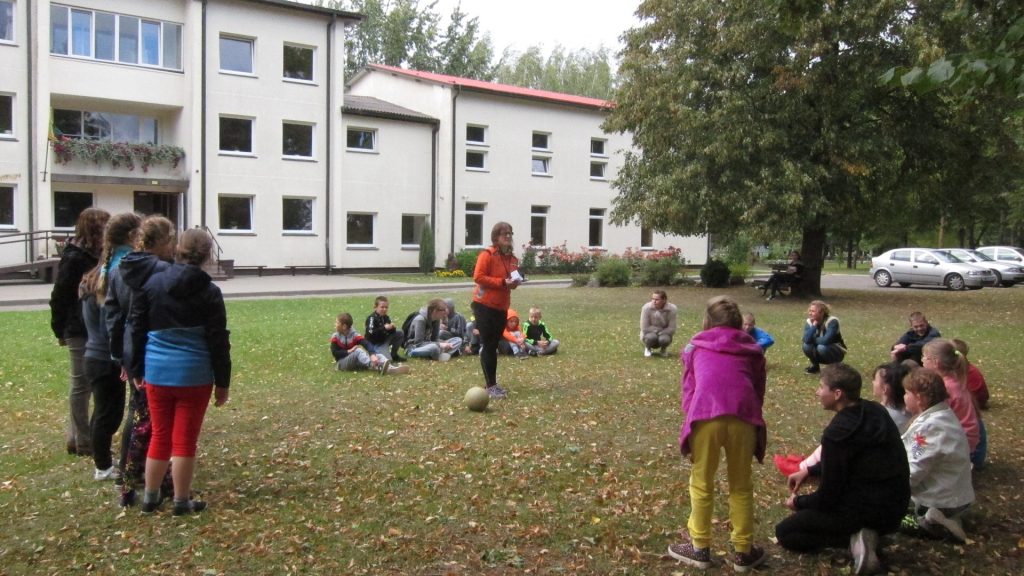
[53,109,157,143]
[590,161,607,179]
[466,150,487,170]
[219,195,253,231]
[465,203,485,246]
[0,93,12,137]
[0,185,14,228]
[49,5,182,70]
[532,156,550,176]
[588,208,605,248]
[466,124,487,144]
[1,0,14,43]
[346,127,376,151]
[283,43,314,81]
[401,214,426,247]
[219,116,254,154]
[346,213,375,246]
[282,197,314,232]
[530,206,548,247]
[282,122,314,158]
[531,131,550,151]
[220,35,254,74]
[590,138,607,156]
[641,226,653,249]
[53,191,93,229]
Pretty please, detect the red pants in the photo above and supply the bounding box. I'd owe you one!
[145,382,213,460]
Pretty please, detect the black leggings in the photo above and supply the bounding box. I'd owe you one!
[776,507,904,552]
[472,302,506,387]
[85,357,126,471]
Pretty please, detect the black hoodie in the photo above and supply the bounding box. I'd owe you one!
[796,400,910,529]
[49,242,98,340]
[105,252,169,367]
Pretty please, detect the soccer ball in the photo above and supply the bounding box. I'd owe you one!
[464,386,490,412]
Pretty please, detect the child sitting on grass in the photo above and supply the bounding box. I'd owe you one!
[524,307,560,355]
[499,309,530,358]
[332,313,408,375]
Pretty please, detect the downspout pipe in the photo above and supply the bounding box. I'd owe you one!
[200,0,208,228]
[26,1,35,260]
[324,15,334,272]
[449,85,460,257]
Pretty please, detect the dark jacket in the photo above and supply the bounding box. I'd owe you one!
[796,400,910,529]
[364,311,397,345]
[129,262,231,388]
[49,242,98,340]
[106,252,169,366]
[892,325,940,364]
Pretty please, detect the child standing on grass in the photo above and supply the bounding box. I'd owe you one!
[333,313,408,375]
[524,307,560,355]
[669,296,767,572]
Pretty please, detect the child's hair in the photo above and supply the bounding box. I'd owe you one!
[177,228,213,266]
[73,207,111,257]
[874,361,909,409]
[529,307,541,316]
[821,363,862,401]
[374,295,389,306]
[951,338,970,357]
[427,298,447,316]
[742,312,755,324]
[923,338,967,383]
[79,264,102,300]
[703,296,742,330]
[96,212,143,301]
[136,215,176,252]
[809,300,831,317]
[903,368,948,408]
[336,312,353,327]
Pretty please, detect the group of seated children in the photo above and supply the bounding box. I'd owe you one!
[330,296,560,373]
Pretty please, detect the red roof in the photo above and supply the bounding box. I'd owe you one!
[367,64,614,110]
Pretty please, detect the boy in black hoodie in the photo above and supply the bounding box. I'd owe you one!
[364,296,405,361]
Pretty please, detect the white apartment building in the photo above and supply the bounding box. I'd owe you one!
[1,0,707,273]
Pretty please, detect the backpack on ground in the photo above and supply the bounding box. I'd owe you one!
[400,311,420,349]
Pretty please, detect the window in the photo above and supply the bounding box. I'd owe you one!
[590,161,606,179]
[220,35,254,74]
[588,208,605,248]
[465,202,485,246]
[0,0,13,43]
[0,185,13,227]
[49,5,182,70]
[346,128,375,151]
[0,93,12,137]
[53,191,92,229]
[532,156,550,175]
[219,116,253,154]
[219,196,253,231]
[466,150,487,170]
[532,131,550,150]
[282,197,313,232]
[282,122,314,158]
[401,214,426,246]
[641,226,653,249]
[530,206,548,246]
[53,109,157,144]
[346,213,375,246]
[915,252,939,265]
[283,44,314,81]
[891,250,911,262]
[590,138,606,156]
[466,124,486,144]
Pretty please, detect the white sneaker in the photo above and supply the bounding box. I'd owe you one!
[94,466,120,481]
[924,507,966,542]
[849,528,881,575]
[438,352,452,362]
[644,348,653,357]
[386,363,410,375]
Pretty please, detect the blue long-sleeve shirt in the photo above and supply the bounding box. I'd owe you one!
[747,326,774,351]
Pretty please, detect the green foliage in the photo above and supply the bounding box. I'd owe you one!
[700,258,731,288]
[593,258,631,286]
[492,45,617,100]
[454,248,480,276]
[638,257,680,286]
[569,273,592,287]
[51,139,185,172]
[418,223,435,274]
[519,245,538,274]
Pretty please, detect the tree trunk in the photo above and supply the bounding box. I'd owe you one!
[795,226,828,297]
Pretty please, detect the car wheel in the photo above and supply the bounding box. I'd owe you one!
[873,270,892,287]
[898,282,911,288]
[945,274,966,291]
[992,271,1003,286]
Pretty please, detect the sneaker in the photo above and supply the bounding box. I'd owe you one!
[766,294,775,301]
[849,528,881,575]
[376,359,392,375]
[438,352,452,362]
[731,546,766,573]
[660,347,668,357]
[923,507,966,543]
[805,364,820,374]
[386,363,410,375]
[644,348,653,357]
[172,499,207,516]
[668,539,712,570]
[140,499,162,515]
[487,385,508,399]
[94,466,120,481]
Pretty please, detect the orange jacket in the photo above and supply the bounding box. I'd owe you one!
[502,308,524,344]
[472,246,519,311]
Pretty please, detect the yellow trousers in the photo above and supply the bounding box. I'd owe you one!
[686,416,756,552]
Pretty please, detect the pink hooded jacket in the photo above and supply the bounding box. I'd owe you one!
[680,326,767,462]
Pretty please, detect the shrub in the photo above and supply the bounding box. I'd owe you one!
[639,257,680,286]
[434,269,466,278]
[570,274,592,287]
[594,258,632,286]
[520,244,538,274]
[454,249,480,276]
[418,225,435,274]
[700,258,731,288]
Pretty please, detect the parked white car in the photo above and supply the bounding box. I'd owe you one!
[977,246,1024,266]
[869,248,997,290]
[936,248,1024,287]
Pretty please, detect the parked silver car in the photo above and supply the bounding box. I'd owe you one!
[977,246,1024,266]
[936,248,1024,287]
[869,248,997,290]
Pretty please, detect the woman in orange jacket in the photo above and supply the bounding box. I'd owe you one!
[471,222,521,398]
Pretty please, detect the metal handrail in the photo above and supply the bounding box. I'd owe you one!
[0,229,69,262]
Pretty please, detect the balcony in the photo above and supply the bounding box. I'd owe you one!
[49,138,187,182]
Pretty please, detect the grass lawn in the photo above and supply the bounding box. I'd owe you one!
[1,285,1021,574]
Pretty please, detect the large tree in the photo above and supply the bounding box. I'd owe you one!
[605,0,925,295]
